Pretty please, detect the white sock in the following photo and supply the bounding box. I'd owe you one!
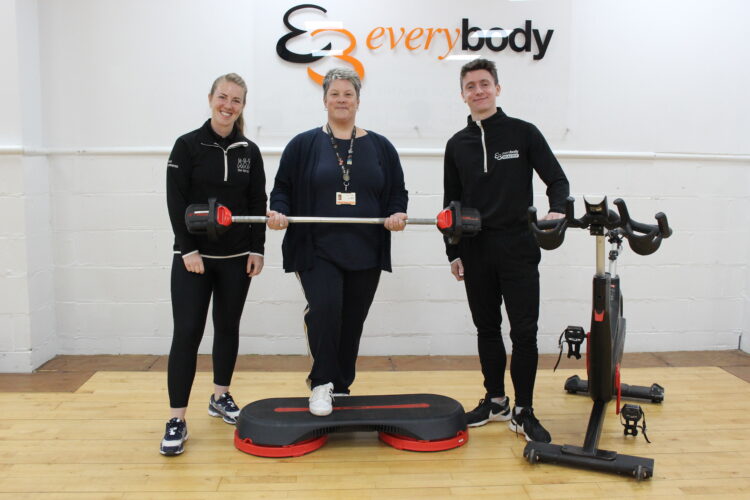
[490,396,507,406]
[514,406,525,416]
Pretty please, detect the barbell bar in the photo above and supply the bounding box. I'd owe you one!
[185,198,481,244]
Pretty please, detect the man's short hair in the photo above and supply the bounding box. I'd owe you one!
[460,58,499,89]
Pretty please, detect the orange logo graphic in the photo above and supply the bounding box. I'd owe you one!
[276,4,554,85]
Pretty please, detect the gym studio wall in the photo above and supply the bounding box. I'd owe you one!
[0,0,748,372]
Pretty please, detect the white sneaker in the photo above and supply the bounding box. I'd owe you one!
[309,382,334,416]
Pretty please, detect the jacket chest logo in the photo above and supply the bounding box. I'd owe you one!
[237,157,251,173]
[494,150,519,161]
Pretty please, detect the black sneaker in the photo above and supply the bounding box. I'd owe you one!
[465,397,511,427]
[160,418,188,456]
[208,392,241,424]
[509,407,552,443]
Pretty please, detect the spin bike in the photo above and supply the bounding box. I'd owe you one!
[526,196,672,480]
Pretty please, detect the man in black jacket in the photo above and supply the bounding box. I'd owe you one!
[444,58,569,443]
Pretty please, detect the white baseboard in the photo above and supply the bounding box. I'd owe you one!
[0,351,34,373]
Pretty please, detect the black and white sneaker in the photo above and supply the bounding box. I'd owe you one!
[465,397,512,427]
[509,407,552,443]
[208,392,241,424]
[160,418,188,456]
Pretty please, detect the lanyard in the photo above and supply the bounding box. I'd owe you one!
[326,123,356,192]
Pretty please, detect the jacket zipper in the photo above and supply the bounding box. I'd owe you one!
[476,120,488,173]
[201,141,249,181]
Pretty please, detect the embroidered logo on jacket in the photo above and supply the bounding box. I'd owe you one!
[167,159,179,169]
[237,157,251,173]
[494,150,520,161]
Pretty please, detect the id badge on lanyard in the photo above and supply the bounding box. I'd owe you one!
[336,192,357,205]
[327,124,358,206]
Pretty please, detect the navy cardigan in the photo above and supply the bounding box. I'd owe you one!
[270,127,408,272]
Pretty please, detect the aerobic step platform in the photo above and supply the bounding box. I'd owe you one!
[234,393,468,457]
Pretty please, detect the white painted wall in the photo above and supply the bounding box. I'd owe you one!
[0,0,57,371]
[0,0,26,371]
[0,0,22,145]
[1,0,748,370]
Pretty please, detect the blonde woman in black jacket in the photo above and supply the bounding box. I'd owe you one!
[161,73,267,456]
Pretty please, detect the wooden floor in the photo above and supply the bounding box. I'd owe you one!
[1,352,750,499]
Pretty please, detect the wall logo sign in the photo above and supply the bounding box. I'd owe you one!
[276,4,555,85]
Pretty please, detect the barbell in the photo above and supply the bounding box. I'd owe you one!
[184,198,481,244]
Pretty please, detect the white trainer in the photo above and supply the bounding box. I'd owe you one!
[309,382,334,416]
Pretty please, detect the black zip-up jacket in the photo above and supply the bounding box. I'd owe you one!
[443,107,569,261]
[166,119,267,257]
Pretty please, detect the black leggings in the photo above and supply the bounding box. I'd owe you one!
[461,229,541,408]
[167,254,251,408]
[298,256,381,393]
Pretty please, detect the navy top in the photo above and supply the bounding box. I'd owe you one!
[270,127,408,273]
[313,134,384,270]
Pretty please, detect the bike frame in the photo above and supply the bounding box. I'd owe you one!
[524,196,672,480]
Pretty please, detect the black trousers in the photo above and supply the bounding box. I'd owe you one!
[298,256,381,393]
[167,254,251,408]
[461,228,541,407]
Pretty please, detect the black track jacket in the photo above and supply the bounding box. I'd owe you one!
[443,108,569,261]
[166,119,267,257]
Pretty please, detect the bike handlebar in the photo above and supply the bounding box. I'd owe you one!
[528,196,672,255]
